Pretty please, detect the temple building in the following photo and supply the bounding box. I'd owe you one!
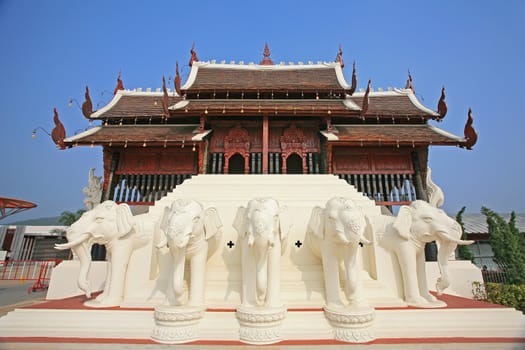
[57,44,477,209]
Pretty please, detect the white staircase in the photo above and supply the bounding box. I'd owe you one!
[149,174,380,216]
[145,174,397,308]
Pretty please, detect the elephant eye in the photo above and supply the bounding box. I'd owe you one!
[95,217,104,223]
[422,217,433,223]
[192,216,201,223]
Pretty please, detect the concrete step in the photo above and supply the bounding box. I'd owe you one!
[148,174,380,218]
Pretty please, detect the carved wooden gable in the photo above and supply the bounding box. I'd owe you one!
[280,124,307,174]
[224,124,250,174]
[280,124,306,156]
[224,124,250,156]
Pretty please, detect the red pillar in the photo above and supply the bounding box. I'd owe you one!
[262,114,269,174]
[327,144,333,174]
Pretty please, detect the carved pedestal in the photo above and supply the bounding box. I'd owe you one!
[236,306,287,345]
[323,306,375,343]
[151,305,205,344]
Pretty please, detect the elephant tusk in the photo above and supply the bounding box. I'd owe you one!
[436,231,474,245]
[156,237,167,249]
[55,233,91,250]
[247,234,255,247]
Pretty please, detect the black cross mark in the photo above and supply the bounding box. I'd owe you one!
[227,240,235,249]
[295,240,303,248]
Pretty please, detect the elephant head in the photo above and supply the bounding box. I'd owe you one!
[310,197,371,246]
[157,198,222,306]
[392,200,473,295]
[233,198,290,307]
[55,201,134,298]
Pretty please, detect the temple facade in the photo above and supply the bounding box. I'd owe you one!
[60,45,476,209]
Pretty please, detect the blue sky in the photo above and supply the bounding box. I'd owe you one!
[1,0,524,222]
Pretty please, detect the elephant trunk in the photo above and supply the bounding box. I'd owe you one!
[254,243,268,302]
[435,223,472,295]
[436,242,452,295]
[72,240,93,298]
[170,246,187,305]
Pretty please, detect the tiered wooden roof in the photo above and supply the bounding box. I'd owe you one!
[89,91,180,121]
[321,124,465,147]
[60,46,476,150]
[64,124,209,148]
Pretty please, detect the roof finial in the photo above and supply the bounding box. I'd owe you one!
[463,108,478,150]
[113,71,124,95]
[361,79,371,119]
[405,70,415,94]
[348,61,357,95]
[335,45,344,68]
[174,61,182,96]
[260,42,274,65]
[189,43,199,67]
[82,85,93,118]
[162,76,169,118]
[51,108,66,150]
[437,86,448,120]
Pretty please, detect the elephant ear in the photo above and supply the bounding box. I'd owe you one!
[204,207,223,240]
[233,206,247,238]
[307,206,324,240]
[154,205,171,248]
[392,205,412,240]
[363,214,375,245]
[158,205,171,233]
[115,203,134,238]
[278,205,292,241]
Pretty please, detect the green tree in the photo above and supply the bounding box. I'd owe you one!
[58,209,85,226]
[455,206,474,262]
[481,207,525,285]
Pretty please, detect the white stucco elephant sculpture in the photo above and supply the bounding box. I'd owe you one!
[55,200,150,307]
[233,198,290,308]
[306,197,372,309]
[376,199,473,307]
[156,198,222,306]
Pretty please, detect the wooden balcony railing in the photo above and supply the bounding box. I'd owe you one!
[337,173,417,205]
[111,173,192,204]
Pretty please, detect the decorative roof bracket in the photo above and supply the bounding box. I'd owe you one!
[189,43,199,67]
[82,85,93,118]
[463,108,478,150]
[437,86,448,120]
[51,108,66,150]
[113,71,124,95]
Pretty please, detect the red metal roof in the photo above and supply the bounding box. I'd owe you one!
[0,197,37,220]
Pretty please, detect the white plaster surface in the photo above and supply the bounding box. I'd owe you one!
[2,175,520,345]
[1,307,524,342]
